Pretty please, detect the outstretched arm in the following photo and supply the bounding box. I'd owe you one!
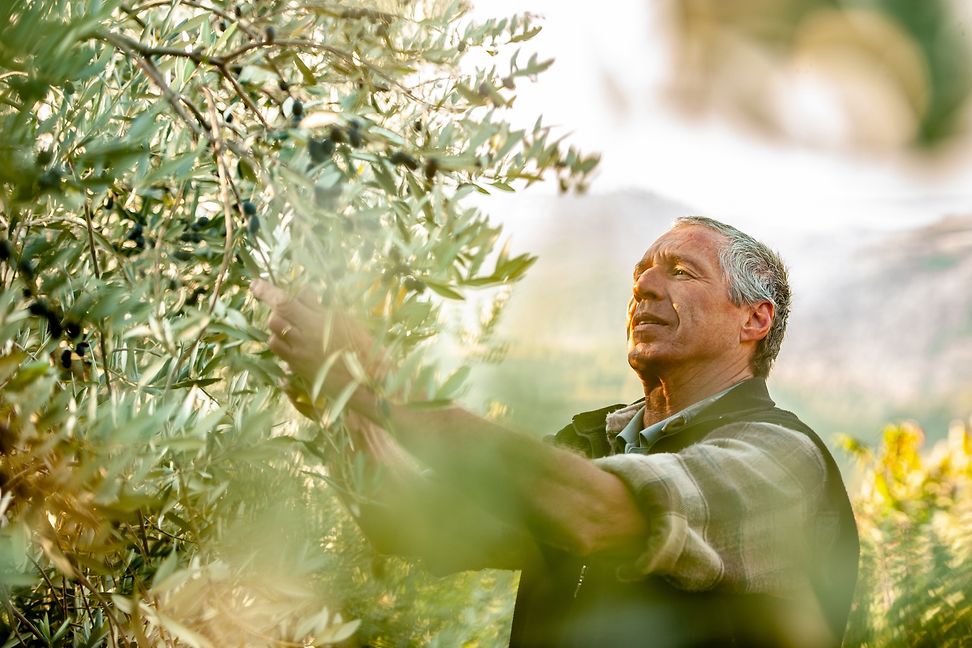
[252,280,648,559]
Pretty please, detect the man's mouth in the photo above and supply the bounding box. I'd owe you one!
[632,313,667,328]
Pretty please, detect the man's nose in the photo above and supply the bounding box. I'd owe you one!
[633,267,662,301]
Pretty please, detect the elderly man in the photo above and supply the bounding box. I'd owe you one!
[253,217,859,648]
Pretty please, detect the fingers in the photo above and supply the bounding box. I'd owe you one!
[251,279,290,307]
[268,312,294,339]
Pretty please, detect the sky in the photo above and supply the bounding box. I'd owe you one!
[468,1,972,234]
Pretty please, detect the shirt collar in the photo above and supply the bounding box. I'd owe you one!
[612,378,770,453]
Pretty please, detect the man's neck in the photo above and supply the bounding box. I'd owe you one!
[640,365,755,427]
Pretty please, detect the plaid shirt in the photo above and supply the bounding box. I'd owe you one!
[513,378,858,647]
[595,392,839,598]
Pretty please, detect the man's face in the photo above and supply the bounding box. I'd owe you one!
[626,225,753,379]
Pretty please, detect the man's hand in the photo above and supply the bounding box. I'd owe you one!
[251,279,330,383]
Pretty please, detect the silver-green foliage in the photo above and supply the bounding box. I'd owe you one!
[0,0,597,645]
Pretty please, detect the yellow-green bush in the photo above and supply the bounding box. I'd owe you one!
[844,422,972,646]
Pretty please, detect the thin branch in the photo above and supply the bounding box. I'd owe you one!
[97,32,208,138]
[0,594,47,646]
[163,88,237,391]
[203,87,238,320]
[127,0,261,39]
[82,203,115,399]
[216,63,270,129]
[26,555,69,619]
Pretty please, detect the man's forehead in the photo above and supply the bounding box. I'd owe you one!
[637,225,726,265]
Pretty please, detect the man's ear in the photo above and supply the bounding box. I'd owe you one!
[741,301,774,343]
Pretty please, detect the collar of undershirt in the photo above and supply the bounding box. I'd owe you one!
[606,377,774,453]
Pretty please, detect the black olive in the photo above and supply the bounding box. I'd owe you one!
[389,151,418,170]
[35,149,53,166]
[38,169,61,191]
[104,195,114,210]
[63,320,82,339]
[327,126,345,144]
[0,239,11,262]
[278,79,290,91]
[264,26,275,42]
[348,127,363,148]
[308,138,334,163]
[291,100,303,119]
[218,20,227,31]
[63,80,75,96]
[75,342,89,357]
[242,200,256,217]
[134,235,145,248]
[18,258,33,280]
[28,300,50,317]
[247,214,260,235]
[234,4,241,17]
[46,315,63,338]
[127,223,143,240]
[193,216,210,229]
[60,349,72,369]
[424,158,439,181]
[173,250,193,262]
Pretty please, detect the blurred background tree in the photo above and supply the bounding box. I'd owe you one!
[663,0,972,151]
[843,422,972,646]
[0,0,596,645]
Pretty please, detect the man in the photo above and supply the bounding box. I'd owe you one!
[253,216,859,647]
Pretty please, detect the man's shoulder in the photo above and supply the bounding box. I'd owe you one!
[545,402,630,458]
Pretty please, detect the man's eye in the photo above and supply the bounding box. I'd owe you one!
[672,267,688,277]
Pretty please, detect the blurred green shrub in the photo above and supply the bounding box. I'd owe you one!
[843,420,972,646]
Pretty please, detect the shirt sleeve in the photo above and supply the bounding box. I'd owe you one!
[593,421,830,597]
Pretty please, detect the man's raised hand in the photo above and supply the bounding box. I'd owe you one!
[251,279,331,383]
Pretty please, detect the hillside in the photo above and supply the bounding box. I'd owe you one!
[465,191,972,447]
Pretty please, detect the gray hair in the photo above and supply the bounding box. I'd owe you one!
[673,216,791,378]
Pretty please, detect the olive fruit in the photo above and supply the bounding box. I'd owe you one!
[0,239,11,262]
[18,258,34,280]
[63,320,82,339]
[35,149,53,166]
[264,26,275,42]
[28,300,50,317]
[104,194,114,210]
[291,99,304,119]
[247,214,260,235]
[278,79,290,92]
[75,342,89,357]
[60,349,72,369]
[424,158,439,181]
[327,125,346,144]
[309,138,334,164]
[242,200,257,217]
[173,250,193,262]
[389,151,419,170]
[347,125,363,148]
[38,169,61,191]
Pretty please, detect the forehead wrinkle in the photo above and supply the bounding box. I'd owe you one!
[633,247,705,277]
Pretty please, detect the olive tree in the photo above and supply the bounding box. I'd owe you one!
[0,0,597,645]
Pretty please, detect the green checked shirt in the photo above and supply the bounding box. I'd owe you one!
[510,378,858,648]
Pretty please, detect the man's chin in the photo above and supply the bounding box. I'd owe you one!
[627,348,662,375]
